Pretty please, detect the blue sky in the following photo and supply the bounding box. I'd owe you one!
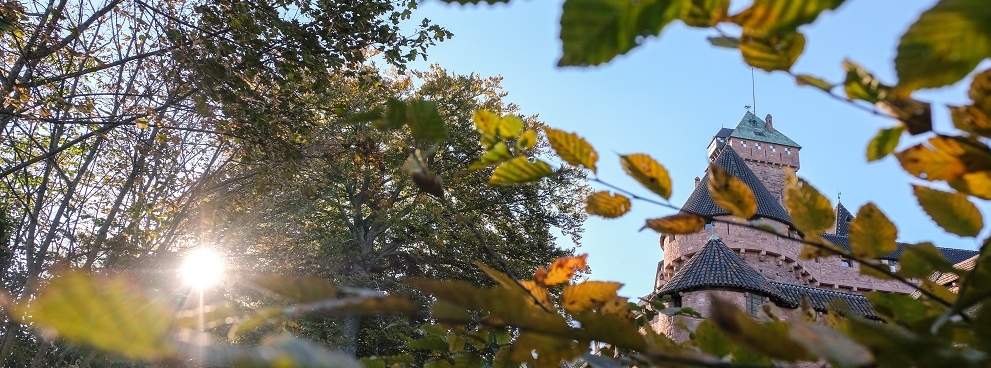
[406,0,986,298]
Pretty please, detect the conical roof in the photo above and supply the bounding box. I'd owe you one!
[834,202,853,236]
[682,147,793,226]
[657,235,792,306]
[729,111,801,148]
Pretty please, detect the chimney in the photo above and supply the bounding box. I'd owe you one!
[694,176,701,187]
[765,114,773,133]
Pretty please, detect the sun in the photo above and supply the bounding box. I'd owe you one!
[179,248,226,290]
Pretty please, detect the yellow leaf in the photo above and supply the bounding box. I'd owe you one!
[516,129,537,150]
[950,105,991,137]
[469,142,512,170]
[731,0,845,36]
[784,169,834,234]
[562,281,623,313]
[473,109,499,138]
[497,115,524,138]
[489,157,553,185]
[896,136,991,181]
[949,171,991,199]
[707,163,757,219]
[620,153,672,199]
[642,213,705,234]
[913,185,983,237]
[544,127,598,173]
[848,203,898,258]
[599,296,634,320]
[16,270,174,360]
[520,280,554,310]
[535,254,588,286]
[585,191,631,219]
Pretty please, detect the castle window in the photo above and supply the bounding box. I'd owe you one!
[881,259,897,272]
[741,141,747,147]
[841,257,852,267]
[746,293,764,317]
[770,145,776,152]
[785,147,791,154]
[755,142,761,150]
[671,294,682,308]
[704,221,715,230]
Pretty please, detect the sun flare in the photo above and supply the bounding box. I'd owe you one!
[179,248,225,290]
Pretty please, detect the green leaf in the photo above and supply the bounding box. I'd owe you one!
[788,319,873,368]
[558,0,681,66]
[692,319,734,358]
[375,99,448,142]
[620,153,672,199]
[469,142,513,170]
[795,74,834,91]
[707,163,757,219]
[913,185,983,237]
[497,115,524,138]
[739,31,806,72]
[848,203,897,258]
[16,270,174,360]
[732,0,846,36]
[249,275,337,303]
[866,292,928,325]
[544,127,598,173]
[866,126,904,161]
[784,170,835,233]
[489,156,553,185]
[843,59,890,103]
[586,191,632,218]
[642,213,705,234]
[707,36,739,48]
[896,242,956,279]
[709,297,811,361]
[406,100,449,142]
[895,0,991,92]
[678,0,729,27]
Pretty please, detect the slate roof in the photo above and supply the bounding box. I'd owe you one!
[771,282,880,319]
[682,148,793,226]
[820,234,979,263]
[714,127,735,138]
[729,111,801,148]
[834,202,853,236]
[657,235,792,305]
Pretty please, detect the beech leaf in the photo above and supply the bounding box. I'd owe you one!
[707,163,757,219]
[784,170,834,234]
[585,191,632,218]
[642,213,705,234]
[544,127,598,173]
[620,153,672,199]
[913,185,983,237]
[848,203,897,258]
[489,156,553,185]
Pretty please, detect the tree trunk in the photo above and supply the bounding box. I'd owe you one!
[340,315,361,357]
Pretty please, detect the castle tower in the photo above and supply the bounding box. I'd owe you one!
[649,109,954,342]
[709,111,801,204]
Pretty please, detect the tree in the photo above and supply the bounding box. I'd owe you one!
[0,0,447,365]
[205,64,588,358]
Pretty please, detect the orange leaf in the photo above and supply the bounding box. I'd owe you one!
[520,280,554,310]
[562,281,623,313]
[535,254,589,286]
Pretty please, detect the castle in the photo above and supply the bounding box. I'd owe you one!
[649,111,978,340]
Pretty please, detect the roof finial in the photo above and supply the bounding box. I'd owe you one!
[745,104,751,112]
[708,233,721,242]
[837,191,842,203]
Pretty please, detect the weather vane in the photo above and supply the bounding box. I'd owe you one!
[745,105,752,112]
